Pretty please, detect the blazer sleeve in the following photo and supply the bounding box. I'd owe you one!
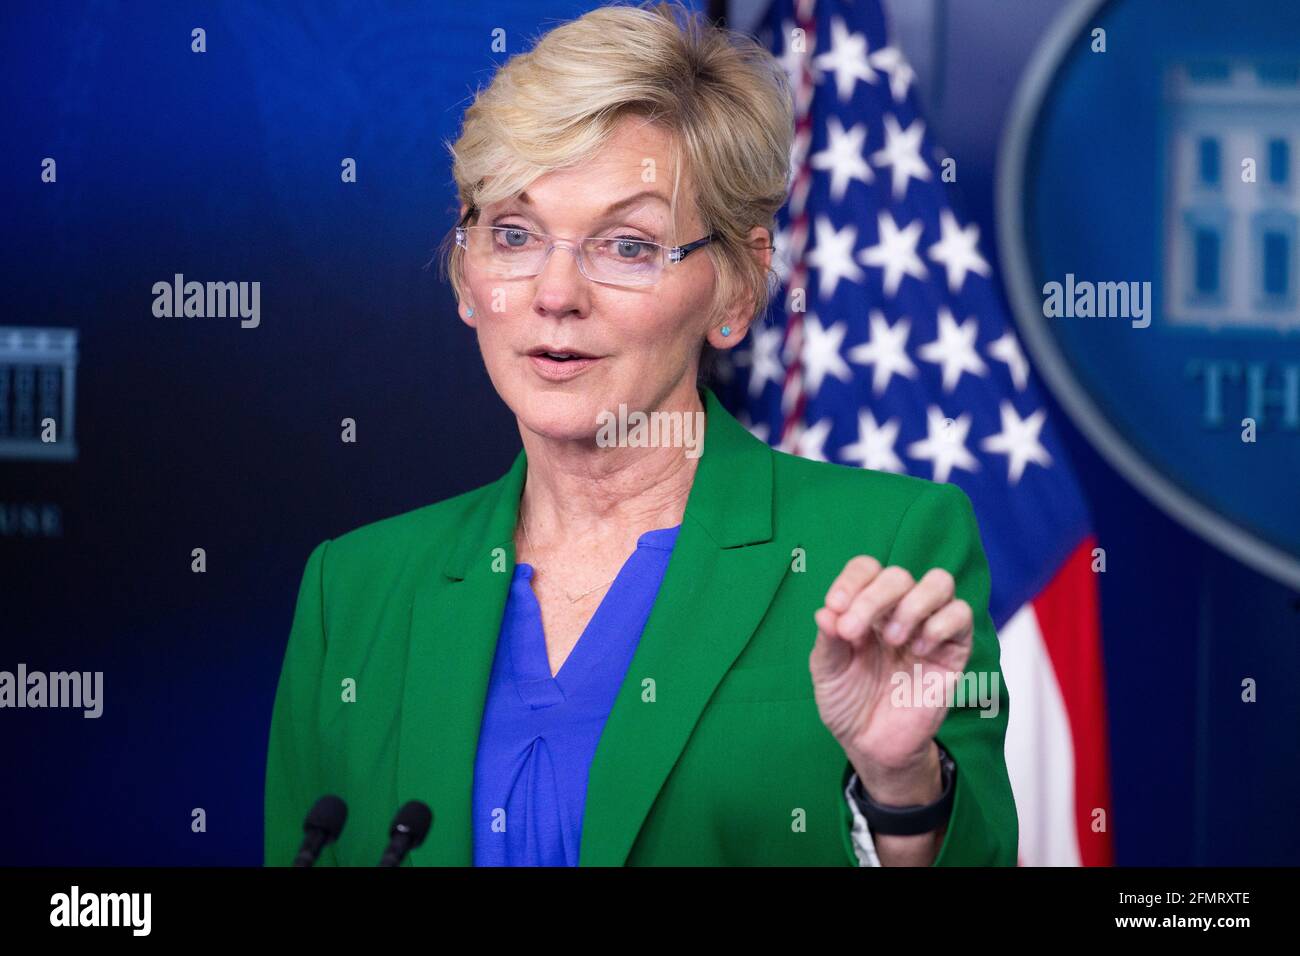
[883,482,1019,866]
[263,539,337,867]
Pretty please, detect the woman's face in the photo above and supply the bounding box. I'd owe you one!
[458,115,753,444]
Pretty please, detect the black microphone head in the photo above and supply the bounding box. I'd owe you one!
[305,794,348,842]
[389,801,433,849]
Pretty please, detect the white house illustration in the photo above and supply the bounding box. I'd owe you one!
[0,326,78,461]
[1164,59,1299,330]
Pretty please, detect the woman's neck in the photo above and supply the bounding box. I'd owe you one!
[515,387,705,549]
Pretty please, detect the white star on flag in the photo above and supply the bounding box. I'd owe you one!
[859,210,927,297]
[798,314,853,396]
[846,309,917,395]
[987,328,1030,392]
[839,409,905,473]
[812,17,877,101]
[927,209,991,293]
[810,116,874,200]
[780,417,833,462]
[742,323,786,397]
[981,400,1053,483]
[917,307,988,392]
[870,114,931,200]
[808,215,865,298]
[906,406,980,483]
[868,45,915,102]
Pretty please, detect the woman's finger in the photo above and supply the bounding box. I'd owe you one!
[823,554,883,613]
[836,565,914,645]
[883,567,955,649]
[810,605,854,677]
[910,597,974,658]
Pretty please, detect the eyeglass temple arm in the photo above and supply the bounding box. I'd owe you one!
[669,231,775,263]
[669,233,719,263]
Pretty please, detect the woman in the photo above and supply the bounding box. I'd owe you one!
[265,0,1017,867]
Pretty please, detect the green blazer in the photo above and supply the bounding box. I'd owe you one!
[264,385,1017,866]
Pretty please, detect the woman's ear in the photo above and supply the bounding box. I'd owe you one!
[749,225,774,272]
[706,226,774,349]
[707,307,750,349]
[459,298,479,329]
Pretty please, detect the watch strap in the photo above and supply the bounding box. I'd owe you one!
[849,744,957,837]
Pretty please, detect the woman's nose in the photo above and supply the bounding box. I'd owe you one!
[531,241,588,315]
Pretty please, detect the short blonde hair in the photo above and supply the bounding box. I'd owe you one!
[438,0,793,379]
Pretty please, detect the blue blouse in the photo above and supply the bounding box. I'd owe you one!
[471,524,682,866]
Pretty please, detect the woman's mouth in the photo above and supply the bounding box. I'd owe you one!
[526,348,603,381]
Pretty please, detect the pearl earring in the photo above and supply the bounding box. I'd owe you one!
[720,325,731,337]
[467,306,475,317]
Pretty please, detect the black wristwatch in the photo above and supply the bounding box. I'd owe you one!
[849,744,957,836]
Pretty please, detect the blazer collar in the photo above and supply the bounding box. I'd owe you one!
[399,384,789,866]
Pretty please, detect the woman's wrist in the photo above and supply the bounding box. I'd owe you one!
[848,741,948,865]
[848,739,943,808]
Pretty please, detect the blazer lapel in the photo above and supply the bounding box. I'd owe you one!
[578,387,789,865]
[399,448,526,866]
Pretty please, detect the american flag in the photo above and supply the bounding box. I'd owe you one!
[717,0,1114,866]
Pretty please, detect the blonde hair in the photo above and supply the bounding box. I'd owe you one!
[437,0,793,380]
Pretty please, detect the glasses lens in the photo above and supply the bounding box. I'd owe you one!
[461,226,546,277]
[582,237,662,286]
[462,227,663,286]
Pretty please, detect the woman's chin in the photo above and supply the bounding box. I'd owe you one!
[520,416,604,446]
[511,393,607,444]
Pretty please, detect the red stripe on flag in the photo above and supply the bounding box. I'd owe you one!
[1029,535,1115,866]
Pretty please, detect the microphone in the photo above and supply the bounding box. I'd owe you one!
[378,801,433,867]
[292,794,348,867]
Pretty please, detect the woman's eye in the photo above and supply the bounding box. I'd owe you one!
[495,227,532,248]
[611,237,653,258]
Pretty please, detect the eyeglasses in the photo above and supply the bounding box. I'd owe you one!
[454,210,718,288]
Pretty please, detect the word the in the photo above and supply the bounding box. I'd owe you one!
[1185,359,1300,429]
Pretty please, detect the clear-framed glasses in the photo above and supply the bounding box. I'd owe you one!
[454,210,718,288]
